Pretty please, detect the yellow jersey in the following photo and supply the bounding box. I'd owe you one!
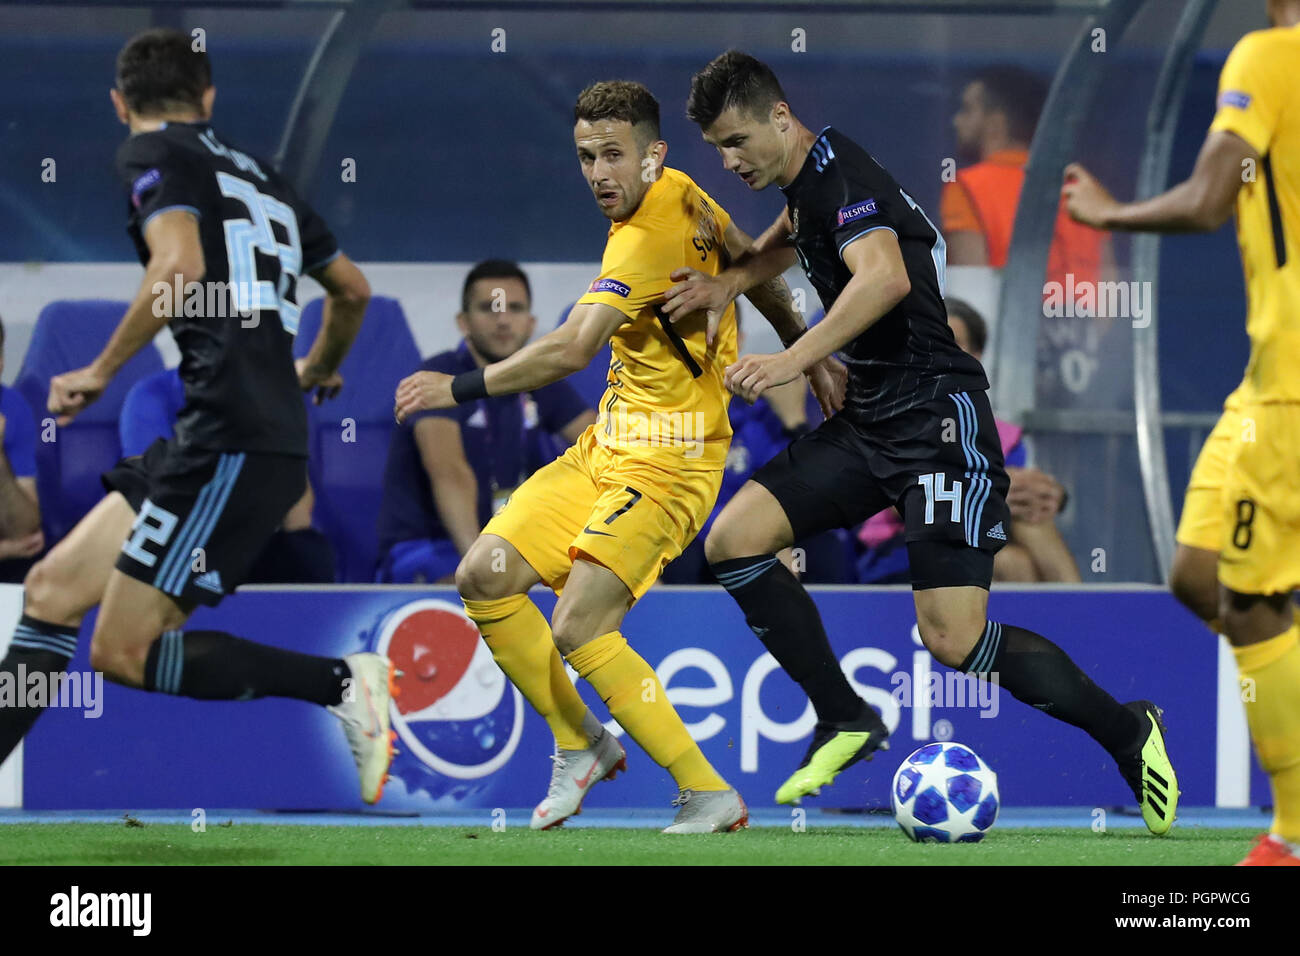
[1209,24,1300,404]
[576,167,738,470]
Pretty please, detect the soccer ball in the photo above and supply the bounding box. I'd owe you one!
[891,741,999,843]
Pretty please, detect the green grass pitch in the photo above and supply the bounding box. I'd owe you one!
[0,823,1260,865]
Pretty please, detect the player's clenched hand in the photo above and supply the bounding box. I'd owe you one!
[1062,163,1118,229]
[394,370,454,424]
[662,267,737,347]
[48,364,110,426]
[726,351,802,404]
[296,358,344,406]
[1006,466,1061,524]
[805,355,847,419]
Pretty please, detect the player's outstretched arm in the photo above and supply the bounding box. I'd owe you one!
[394,302,623,423]
[48,209,204,425]
[727,229,909,403]
[298,252,371,404]
[1063,130,1257,234]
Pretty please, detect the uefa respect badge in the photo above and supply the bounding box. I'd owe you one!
[364,599,524,797]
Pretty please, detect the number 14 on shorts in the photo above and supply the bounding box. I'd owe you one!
[918,472,962,525]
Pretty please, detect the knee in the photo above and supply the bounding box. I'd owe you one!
[23,558,83,628]
[916,616,985,670]
[455,546,514,603]
[550,608,584,657]
[551,594,617,658]
[88,634,148,685]
[704,510,764,565]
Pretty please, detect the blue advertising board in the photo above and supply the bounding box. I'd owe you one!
[22,585,1262,812]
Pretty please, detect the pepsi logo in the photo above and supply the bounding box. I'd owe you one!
[375,599,524,780]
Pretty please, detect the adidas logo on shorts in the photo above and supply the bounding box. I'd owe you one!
[986,522,1007,541]
[195,570,224,594]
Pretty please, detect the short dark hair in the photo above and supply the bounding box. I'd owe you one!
[687,50,788,129]
[574,81,660,146]
[461,259,531,314]
[969,66,1048,144]
[116,28,211,116]
[945,298,987,354]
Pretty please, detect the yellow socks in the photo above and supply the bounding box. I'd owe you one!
[1233,622,1300,842]
[462,594,590,752]
[567,631,727,792]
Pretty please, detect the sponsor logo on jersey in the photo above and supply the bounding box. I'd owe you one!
[986,521,1007,541]
[836,198,879,226]
[1218,90,1251,111]
[589,278,631,298]
[131,168,162,208]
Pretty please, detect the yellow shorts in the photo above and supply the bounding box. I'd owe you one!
[1216,403,1300,596]
[482,427,723,600]
[1176,407,1240,552]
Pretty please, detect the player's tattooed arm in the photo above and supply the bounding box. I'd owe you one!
[298,253,371,403]
[49,209,204,425]
[711,218,846,416]
[727,230,907,403]
[662,211,797,342]
[1063,130,1257,233]
[395,303,623,421]
[727,221,805,342]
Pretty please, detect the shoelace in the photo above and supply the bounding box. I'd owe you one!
[545,751,579,799]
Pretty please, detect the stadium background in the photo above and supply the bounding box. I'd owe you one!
[0,0,1275,823]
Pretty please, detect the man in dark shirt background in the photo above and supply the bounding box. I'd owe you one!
[376,260,595,583]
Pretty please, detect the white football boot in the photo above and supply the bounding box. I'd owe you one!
[662,788,749,834]
[530,728,627,830]
[328,653,398,804]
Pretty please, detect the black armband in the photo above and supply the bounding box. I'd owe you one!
[451,368,489,404]
[781,422,812,441]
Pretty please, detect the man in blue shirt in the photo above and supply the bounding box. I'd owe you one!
[376,260,594,583]
[0,316,43,581]
[120,367,336,583]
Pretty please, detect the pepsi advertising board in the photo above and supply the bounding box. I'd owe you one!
[17,586,1263,811]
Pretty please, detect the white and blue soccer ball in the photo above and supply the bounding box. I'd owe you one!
[891,742,1000,843]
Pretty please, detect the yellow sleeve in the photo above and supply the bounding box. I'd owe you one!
[577,223,677,321]
[1209,31,1283,156]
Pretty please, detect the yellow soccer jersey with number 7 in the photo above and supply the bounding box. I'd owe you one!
[576,167,739,470]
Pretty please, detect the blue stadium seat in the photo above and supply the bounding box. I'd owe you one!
[14,300,164,545]
[555,303,611,410]
[294,296,420,582]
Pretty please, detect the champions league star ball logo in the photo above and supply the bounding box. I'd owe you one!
[366,599,524,799]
